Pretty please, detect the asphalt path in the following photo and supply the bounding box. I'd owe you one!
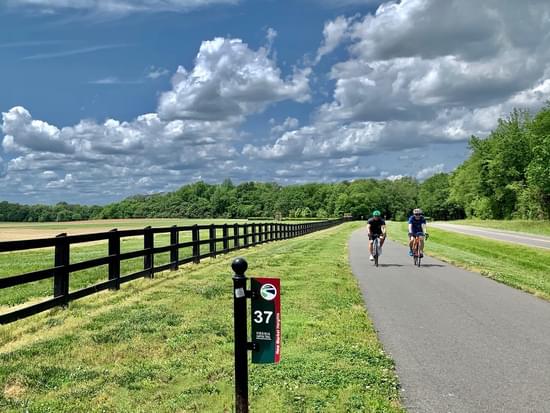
[349,229,550,412]
[429,222,550,250]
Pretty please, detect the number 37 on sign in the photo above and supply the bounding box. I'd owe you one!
[251,278,281,364]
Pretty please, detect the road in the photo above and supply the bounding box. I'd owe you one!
[429,222,550,250]
[349,229,550,412]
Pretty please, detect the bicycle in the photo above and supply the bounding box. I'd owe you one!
[411,232,427,267]
[371,234,382,267]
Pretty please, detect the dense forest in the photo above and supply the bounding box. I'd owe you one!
[1,106,548,222]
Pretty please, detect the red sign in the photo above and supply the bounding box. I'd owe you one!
[251,277,281,364]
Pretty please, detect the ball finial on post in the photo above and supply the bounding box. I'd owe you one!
[232,257,248,276]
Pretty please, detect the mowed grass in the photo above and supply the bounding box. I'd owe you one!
[446,219,550,237]
[0,222,403,413]
[0,220,275,309]
[387,221,550,301]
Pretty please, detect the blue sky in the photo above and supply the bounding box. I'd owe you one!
[1,0,550,204]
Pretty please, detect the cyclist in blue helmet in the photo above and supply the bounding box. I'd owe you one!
[367,210,386,261]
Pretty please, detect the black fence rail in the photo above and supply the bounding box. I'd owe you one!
[0,218,347,324]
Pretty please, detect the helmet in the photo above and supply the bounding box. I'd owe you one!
[413,208,423,215]
[372,210,381,216]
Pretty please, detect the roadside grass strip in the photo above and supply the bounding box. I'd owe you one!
[0,222,403,413]
[387,222,550,301]
[446,219,550,237]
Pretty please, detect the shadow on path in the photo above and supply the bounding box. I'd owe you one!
[417,264,446,268]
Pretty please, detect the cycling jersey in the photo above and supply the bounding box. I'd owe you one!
[368,217,386,234]
[408,215,426,235]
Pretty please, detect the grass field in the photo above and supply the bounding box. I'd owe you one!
[387,221,550,301]
[0,222,404,412]
[445,219,550,237]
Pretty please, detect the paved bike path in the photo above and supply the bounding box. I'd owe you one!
[430,222,550,250]
[349,229,550,412]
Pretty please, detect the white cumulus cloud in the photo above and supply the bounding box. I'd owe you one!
[158,38,311,121]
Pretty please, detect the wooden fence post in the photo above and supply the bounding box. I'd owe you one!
[223,224,229,252]
[192,225,200,263]
[170,225,179,271]
[108,229,120,290]
[262,223,266,243]
[209,224,217,257]
[234,223,240,249]
[54,233,70,307]
[243,224,249,247]
[252,223,257,245]
[144,226,154,278]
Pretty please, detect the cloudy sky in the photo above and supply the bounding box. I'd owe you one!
[1,0,550,205]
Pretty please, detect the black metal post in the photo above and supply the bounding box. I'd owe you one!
[232,257,249,413]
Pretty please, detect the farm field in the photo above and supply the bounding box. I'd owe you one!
[387,221,550,301]
[0,222,403,412]
[445,219,550,237]
[0,219,254,242]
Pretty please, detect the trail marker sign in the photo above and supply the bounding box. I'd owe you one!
[251,277,281,364]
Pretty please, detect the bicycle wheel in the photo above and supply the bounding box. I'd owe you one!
[373,238,379,267]
[417,237,423,267]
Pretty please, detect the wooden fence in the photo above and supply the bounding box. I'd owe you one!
[0,218,347,324]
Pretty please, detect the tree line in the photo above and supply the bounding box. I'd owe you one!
[1,106,548,223]
[448,105,549,220]
[0,178,431,222]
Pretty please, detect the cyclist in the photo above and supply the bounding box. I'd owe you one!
[367,210,386,261]
[408,208,427,257]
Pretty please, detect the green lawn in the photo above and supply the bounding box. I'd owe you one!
[445,219,550,237]
[0,222,403,413]
[387,221,550,301]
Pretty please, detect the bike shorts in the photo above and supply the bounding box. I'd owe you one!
[409,232,424,238]
[369,233,384,240]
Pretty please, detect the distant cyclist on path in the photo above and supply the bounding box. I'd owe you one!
[408,208,427,257]
[367,210,386,261]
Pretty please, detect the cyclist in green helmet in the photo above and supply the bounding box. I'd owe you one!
[367,210,386,261]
